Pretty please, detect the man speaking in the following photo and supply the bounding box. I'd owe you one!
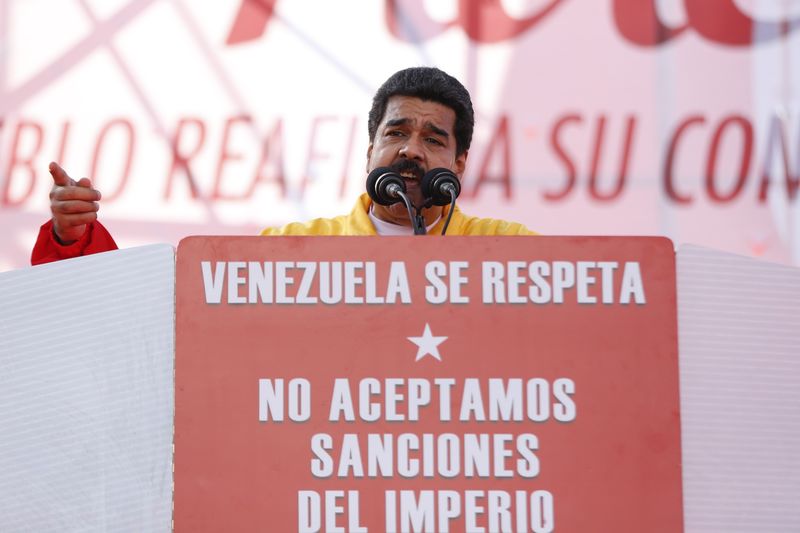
[32,67,534,265]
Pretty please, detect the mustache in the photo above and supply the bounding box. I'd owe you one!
[388,159,424,180]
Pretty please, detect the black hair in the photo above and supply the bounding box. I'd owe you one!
[368,67,474,156]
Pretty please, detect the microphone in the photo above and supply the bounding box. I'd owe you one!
[421,168,461,206]
[366,167,406,205]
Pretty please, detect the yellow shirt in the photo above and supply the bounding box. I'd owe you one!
[260,193,536,236]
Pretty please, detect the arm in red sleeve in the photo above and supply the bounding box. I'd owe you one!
[31,219,119,265]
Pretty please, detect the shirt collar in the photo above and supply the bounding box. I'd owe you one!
[367,204,441,236]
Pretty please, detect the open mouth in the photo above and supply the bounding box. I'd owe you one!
[400,171,420,183]
[389,161,424,182]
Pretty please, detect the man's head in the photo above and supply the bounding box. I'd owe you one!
[366,67,474,226]
[368,67,474,157]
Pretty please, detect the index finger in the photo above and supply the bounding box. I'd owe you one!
[48,162,75,187]
[51,185,102,202]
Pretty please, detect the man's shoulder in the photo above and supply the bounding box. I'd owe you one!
[260,194,376,236]
[260,214,350,236]
[448,209,537,236]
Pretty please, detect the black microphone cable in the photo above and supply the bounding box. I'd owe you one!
[398,189,426,235]
[441,185,457,235]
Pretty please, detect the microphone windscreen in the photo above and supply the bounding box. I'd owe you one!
[421,168,461,206]
[366,167,405,205]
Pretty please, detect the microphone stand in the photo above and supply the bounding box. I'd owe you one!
[398,190,457,236]
[394,190,427,235]
[412,211,427,236]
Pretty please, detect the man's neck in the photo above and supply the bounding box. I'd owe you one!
[368,205,441,235]
[371,203,443,227]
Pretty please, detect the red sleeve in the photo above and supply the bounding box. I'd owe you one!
[31,220,119,265]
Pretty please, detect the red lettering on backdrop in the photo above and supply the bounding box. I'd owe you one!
[469,115,511,199]
[165,118,206,200]
[89,118,135,203]
[759,115,799,202]
[251,119,287,199]
[300,116,336,195]
[589,115,636,201]
[545,114,581,201]
[224,0,800,47]
[339,116,359,199]
[213,115,252,200]
[3,120,43,206]
[705,116,752,203]
[226,0,278,45]
[213,117,288,201]
[613,0,800,47]
[683,0,799,46]
[385,0,565,44]
[611,0,688,46]
[4,112,791,208]
[210,117,288,201]
[663,115,705,205]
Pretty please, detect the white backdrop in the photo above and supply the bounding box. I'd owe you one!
[1,0,799,270]
[0,245,175,532]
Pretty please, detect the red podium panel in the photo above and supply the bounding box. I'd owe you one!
[174,236,682,532]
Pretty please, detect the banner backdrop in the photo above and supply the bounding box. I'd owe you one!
[1,0,799,270]
[174,236,683,532]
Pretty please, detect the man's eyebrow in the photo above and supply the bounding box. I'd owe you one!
[385,118,410,128]
[425,122,450,138]
[385,118,450,139]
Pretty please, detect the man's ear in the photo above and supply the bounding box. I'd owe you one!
[454,150,468,177]
[365,143,373,173]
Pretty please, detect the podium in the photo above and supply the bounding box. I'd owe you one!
[1,238,798,532]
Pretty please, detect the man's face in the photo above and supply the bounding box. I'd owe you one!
[366,95,467,226]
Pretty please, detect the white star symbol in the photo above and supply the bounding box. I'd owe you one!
[407,323,448,362]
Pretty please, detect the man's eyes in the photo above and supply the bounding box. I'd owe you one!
[384,130,445,146]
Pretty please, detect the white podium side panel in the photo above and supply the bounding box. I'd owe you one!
[678,245,800,533]
[0,246,175,532]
